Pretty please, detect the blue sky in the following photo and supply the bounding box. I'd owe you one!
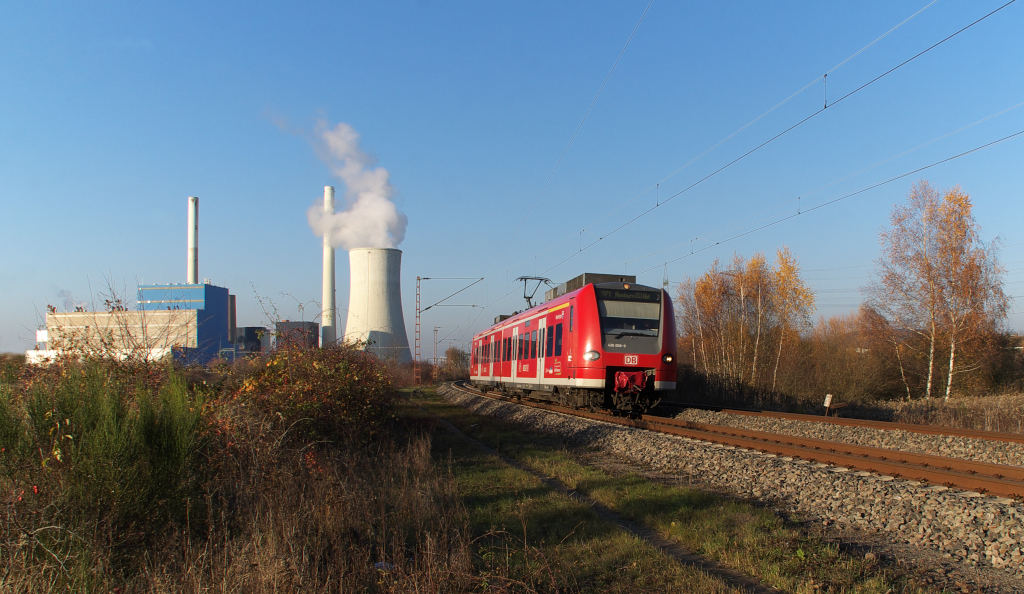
[2,1,1023,354]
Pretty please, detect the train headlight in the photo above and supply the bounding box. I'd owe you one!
[662,354,674,363]
[583,350,601,361]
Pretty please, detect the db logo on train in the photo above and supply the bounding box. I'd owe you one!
[624,355,638,365]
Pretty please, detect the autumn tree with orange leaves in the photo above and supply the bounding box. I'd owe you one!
[865,181,1009,400]
[676,247,814,390]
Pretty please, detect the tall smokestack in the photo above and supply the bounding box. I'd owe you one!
[321,186,337,346]
[187,196,199,284]
[343,248,411,363]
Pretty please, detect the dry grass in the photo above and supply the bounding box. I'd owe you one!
[131,411,477,593]
[872,392,1024,434]
[0,353,496,593]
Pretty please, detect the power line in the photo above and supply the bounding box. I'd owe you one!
[620,98,1024,269]
[502,0,944,273]
[634,126,1024,275]
[461,0,1019,338]
[462,0,656,342]
[422,278,484,312]
[485,0,655,279]
[535,0,1019,277]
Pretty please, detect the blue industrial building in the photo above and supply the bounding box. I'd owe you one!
[137,283,234,363]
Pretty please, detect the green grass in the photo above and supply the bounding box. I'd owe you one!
[412,387,931,594]
[399,397,740,592]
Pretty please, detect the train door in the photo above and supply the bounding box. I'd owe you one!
[536,318,547,389]
[488,335,495,381]
[510,327,519,385]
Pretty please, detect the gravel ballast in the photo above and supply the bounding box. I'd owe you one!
[438,386,1024,581]
[670,408,1024,467]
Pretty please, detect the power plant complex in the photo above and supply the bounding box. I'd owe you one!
[28,189,412,365]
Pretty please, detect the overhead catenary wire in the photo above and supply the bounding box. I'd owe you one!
[632,126,1024,276]
[483,0,655,281]
[422,278,484,312]
[533,0,1019,278]
[469,0,945,315]
[618,98,1024,268]
[458,0,1019,341]
[497,0,1015,282]
[507,0,944,269]
[459,0,656,343]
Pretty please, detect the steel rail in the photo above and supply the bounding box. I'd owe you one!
[647,416,1024,483]
[451,383,1024,499]
[657,402,1024,445]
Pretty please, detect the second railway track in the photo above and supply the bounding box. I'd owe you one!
[452,381,1024,500]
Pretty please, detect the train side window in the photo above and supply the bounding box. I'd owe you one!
[569,306,573,332]
[555,323,563,356]
[531,330,537,359]
[504,337,509,361]
[546,327,554,357]
[538,328,544,357]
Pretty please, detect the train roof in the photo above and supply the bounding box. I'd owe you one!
[473,280,663,340]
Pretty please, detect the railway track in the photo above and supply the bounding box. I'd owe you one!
[655,401,1024,445]
[451,381,1024,500]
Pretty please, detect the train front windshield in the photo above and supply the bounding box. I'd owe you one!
[596,288,661,337]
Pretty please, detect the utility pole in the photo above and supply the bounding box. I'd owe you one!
[433,326,440,383]
[413,276,482,385]
[414,277,421,385]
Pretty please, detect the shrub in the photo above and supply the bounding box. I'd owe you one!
[233,342,395,441]
[0,360,206,586]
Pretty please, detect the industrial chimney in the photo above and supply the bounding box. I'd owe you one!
[321,186,337,346]
[343,248,411,363]
[187,196,199,284]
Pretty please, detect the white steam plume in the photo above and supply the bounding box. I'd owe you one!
[307,121,408,250]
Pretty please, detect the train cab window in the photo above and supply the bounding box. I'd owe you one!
[531,330,537,359]
[555,323,563,356]
[546,327,554,357]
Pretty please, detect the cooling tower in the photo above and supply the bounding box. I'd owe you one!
[343,248,412,363]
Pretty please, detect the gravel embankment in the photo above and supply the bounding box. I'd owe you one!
[438,386,1024,579]
[669,408,1024,467]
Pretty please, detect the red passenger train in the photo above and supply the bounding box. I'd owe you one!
[469,275,677,412]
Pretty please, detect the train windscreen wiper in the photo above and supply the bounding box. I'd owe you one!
[612,330,658,337]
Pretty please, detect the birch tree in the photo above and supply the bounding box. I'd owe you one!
[933,186,1009,399]
[866,181,1008,399]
